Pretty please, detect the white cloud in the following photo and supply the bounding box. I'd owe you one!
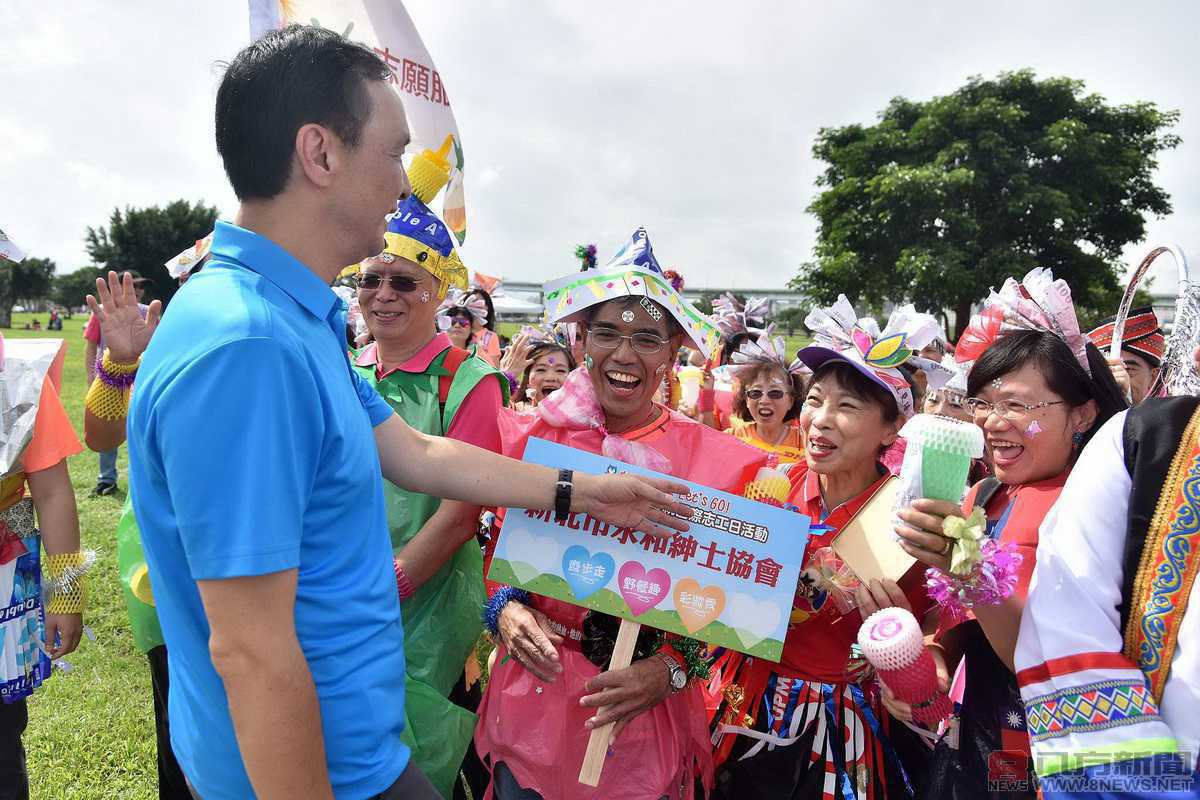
[2,0,1197,301]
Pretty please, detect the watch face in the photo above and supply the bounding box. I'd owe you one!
[671,669,687,690]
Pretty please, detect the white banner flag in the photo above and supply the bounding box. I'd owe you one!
[248,0,468,243]
[0,228,26,263]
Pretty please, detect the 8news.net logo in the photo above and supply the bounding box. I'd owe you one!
[987,751,1033,793]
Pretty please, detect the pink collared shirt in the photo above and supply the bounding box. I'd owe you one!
[355,333,503,452]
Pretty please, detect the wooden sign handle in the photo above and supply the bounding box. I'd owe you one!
[578,618,641,786]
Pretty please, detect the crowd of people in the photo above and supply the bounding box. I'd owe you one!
[2,22,1198,800]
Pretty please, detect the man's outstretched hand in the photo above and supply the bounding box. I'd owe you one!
[571,473,693,538]
[85,271,162,363]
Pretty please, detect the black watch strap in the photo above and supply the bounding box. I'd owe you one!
[554,468,574,522]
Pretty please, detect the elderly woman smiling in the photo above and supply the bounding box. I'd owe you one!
[712,298,951,800]
[476,231,768,800]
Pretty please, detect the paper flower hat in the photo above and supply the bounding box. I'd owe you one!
[541,228,722,359]
[799,296,952,418]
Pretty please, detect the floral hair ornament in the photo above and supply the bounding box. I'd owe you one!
[435,288,488,331]
[729,324,809,379]
[575,243,599,271]
[798,296,953,418]
[542,228,721,358]
[955,267,1091,377]
[711,293,770,339]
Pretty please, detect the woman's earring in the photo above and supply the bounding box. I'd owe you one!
[585,354,594,371]
[1072,431,1084,447]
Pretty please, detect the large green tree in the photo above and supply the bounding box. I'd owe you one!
[52,266,107,318]
[793,70,1179,339]
[86,200,219,305]
[0,256,55,327]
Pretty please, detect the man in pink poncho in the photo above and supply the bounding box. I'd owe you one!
[476,229,769,799]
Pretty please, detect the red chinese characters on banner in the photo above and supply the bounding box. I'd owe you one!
[373,46,451,106]
[522,509,781,588]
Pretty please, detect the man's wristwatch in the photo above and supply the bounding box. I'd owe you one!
[656,652,687,693]
[554,468,573,522]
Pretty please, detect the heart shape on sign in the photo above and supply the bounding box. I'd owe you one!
[561,545,615,601]
[673,578,726,634]
[617,561,671,616]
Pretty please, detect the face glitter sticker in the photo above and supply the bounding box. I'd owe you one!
[622,309,636,323]
[640,297,664,322]
[1025,420,1043,437]
[991,378,1004,390]
[419,290,431,304]
[378,253,396,264]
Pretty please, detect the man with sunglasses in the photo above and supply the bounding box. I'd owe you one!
[348,192,508,799]
[126,27,691,800]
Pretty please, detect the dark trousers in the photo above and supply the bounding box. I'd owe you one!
[147,646,192,799]
[0,698,28,800]
[187,760,440,799]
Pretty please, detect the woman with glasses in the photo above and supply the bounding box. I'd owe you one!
[724,328,806,466]
[888,270,1127,799]
[712,298,952,800]
[475,229,768,800]
[348,195,510,799]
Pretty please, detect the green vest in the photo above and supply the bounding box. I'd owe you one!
[117,496,164,654]
[353,342,507,799]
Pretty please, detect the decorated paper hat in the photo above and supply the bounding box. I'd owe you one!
[955,267,1090,377]
[382,195,468,299]
[542,228,721,358]
[798,296,951,419]
[712,293,770,338]
[1087,306,1165,368]
[729,324,808,380]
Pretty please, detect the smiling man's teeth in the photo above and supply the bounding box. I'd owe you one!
[606,370,641,387]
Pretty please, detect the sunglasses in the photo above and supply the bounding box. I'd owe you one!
[356,273,419,293]
[449,316,472,328]
[746,388,788,401]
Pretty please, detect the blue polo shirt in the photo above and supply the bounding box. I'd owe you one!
[128,221,407,799]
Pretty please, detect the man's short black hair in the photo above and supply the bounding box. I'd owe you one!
[215,25,392,201]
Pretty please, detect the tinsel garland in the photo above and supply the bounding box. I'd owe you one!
[482,586,532,636]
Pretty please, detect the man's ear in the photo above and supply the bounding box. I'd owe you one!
[294,123,340,189]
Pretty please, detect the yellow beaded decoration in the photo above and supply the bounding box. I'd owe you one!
[45,551,91,614]
[744,475,790,506]
[84,349,139,421]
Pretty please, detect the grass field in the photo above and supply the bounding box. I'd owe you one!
[6,311,158,799]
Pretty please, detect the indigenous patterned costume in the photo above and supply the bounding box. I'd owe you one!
[1016,399,1200,797]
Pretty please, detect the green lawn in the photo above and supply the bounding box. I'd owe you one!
[6,312,157,799]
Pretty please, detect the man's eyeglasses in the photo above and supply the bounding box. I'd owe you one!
[963,397,1065,421]
[355,273,419,293]
[746,388,788,401]
[587,327,671,355]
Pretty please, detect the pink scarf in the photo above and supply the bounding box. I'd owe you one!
[538,368,673,472]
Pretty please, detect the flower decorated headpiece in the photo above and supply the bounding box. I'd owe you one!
[542,228,721,358]
[165,232,213,279]
[729,324,808,380]
[380,195,469,300]
[711,293,770,338]
[955,267,1090,377]
[575,243,598,271]
[799,296,952,418]
[436,288,489,330]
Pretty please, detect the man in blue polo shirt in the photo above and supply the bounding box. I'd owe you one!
[128,25,689,800]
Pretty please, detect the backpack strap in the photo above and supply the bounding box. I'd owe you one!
[438,346,471,408]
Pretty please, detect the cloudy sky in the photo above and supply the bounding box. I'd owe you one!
[3,1,1198,293]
